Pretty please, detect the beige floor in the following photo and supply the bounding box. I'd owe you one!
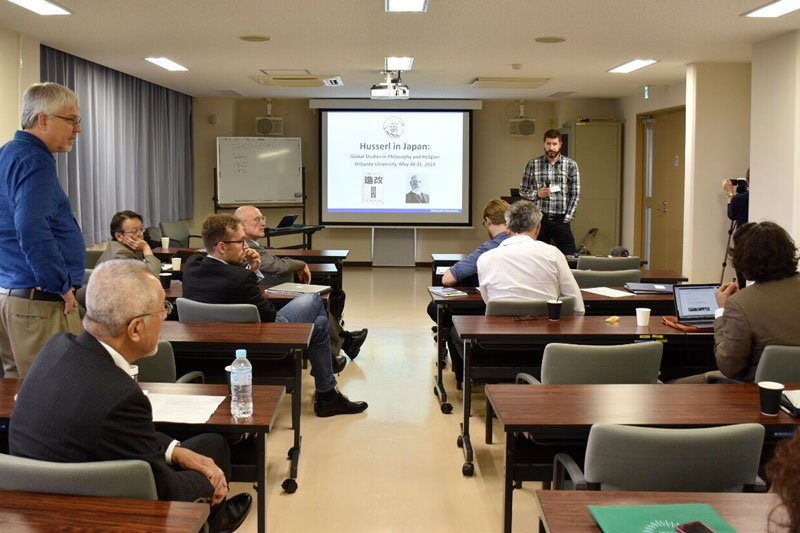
[229,266,543,532]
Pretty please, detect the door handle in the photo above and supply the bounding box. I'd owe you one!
[656,200,668,214]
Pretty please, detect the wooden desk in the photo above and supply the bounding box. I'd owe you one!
[0,379,284,533]
[152,246,205,261]
[487,383,798,533]
[164,283,329,310]
[0,489,209,532]
[264,224,324,249]
[535,490,782,533]
[450,316,715,478]
[270,249,349,287]
[581,288,674,316]
[159,321,311,496]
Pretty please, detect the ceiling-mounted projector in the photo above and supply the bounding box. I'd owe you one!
[370,70,410,100]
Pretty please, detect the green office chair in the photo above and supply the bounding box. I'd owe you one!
[576,255,641,271]
[134,341,204,383]
[485,296,576,317]
[571,269,641,288]
[176,298,261,323]
[159,220,202,248]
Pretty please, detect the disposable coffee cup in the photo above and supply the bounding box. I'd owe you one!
[635,307,651,327]
[547,300,562,321]
[225,365,232,387]
[159,272,172,289]
[171,257,182,271]
[128,364,139,382]
[161,237,170,251]
[758,381,784,416]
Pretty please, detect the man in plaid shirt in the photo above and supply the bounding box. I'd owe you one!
[519,129,580,256]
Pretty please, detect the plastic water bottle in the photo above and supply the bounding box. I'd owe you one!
[230,349,253,418]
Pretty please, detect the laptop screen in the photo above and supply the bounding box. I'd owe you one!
[673,284,719,321]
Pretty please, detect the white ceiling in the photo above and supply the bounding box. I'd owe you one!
[2,0,800,100]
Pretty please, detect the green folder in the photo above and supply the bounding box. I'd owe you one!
[588,503,736,533]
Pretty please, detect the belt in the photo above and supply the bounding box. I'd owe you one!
[0,287,63,302]
[544,214,566,221]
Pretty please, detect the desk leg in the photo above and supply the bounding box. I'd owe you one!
[485,396,493,444]
[306,232,312,250]
[433,303,452,414]
[257,431,266,533]
[503,434,514,533]
[458,339,474,476]
[281,348,302,494]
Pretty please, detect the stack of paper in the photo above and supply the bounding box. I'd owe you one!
[147,393,226,424]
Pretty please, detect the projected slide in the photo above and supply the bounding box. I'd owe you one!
[320,110,471,226]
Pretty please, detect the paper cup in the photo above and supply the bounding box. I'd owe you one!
[128,364,139,382]
[758,381,784,416]
[171,257,182,271]
[161,237,170,250]
[635,307,651,327]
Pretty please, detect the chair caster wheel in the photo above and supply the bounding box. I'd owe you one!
[457,435,464,448]
[462,462,474,476]
[281,478,298,493]
[441,402,453,414]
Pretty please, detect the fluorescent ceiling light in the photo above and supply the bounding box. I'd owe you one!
[609,59,657,74]
[385,0,429,12]
[744,0,800,17]
[145,57,188,72]
[7,0,70,15]
[385,56,414,70]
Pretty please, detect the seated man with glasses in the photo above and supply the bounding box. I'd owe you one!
[10,260,252,533]
[95,210,161,276]
[182,214,368,417]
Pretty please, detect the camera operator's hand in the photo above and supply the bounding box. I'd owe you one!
[537,186,550,199]
[715,282,739,308]
[722,179,734,195]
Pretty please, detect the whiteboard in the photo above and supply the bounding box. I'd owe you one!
[216,137,303,205]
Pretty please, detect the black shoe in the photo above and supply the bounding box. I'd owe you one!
[332,354,347,373]
[218,493,252,533]
[314,390,368,417]
[341,328,368,360]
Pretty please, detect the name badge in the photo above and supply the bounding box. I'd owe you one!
[549,184,561,193]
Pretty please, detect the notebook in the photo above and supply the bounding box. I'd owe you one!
[625,282,674,294]
[266,282,331,295]
[673,284,719,328]
[275,214,299,228]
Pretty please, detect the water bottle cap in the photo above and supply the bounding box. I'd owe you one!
[235,349,247,357]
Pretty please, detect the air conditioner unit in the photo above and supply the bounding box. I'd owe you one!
[255,116,284,136]
[509,118,536,136]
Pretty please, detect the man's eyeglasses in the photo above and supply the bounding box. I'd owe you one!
[218,239,246,246]
[51,115,82,128]
[128,300,174,323]
[121,228,144,236]
[249,216,267,223]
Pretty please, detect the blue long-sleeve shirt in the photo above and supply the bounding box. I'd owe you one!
[449,231,508,282]
[0,131,85,294]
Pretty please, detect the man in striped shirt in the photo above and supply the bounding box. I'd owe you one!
[519,129,580,256]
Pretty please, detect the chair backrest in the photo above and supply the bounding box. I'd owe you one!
[144,226,163,248]
[134,341,177,383]
[571,269,641,288]
[486,296,576,317]
[541,342,662,384]
[584,423,764,492]
[0,454,158,499]
[82,269,93,285]
[176,297,261,323]
[577,255,641,271]
[159,220,191,247]
[755,345,800,383]
[85,250,103,269]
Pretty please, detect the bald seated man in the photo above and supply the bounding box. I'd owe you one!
[234,205,368,360]
[10,260,251,533]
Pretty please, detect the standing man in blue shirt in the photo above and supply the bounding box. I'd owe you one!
[519,129,580,256]
[0,82,85,377]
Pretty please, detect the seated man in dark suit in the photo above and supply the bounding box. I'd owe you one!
[182,214,367,417]
[9,260,251,533]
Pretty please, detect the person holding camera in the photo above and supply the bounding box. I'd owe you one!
[722,168,749,229]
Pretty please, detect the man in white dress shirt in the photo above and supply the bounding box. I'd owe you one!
[477,200,584,313]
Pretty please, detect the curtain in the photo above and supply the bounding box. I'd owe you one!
[40,45,193,246]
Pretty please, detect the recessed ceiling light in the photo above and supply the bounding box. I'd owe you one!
[145,57,189,72]
[535,36,566,44]
[7,0,70,15]
[385,0,429,12]
[239,35,271,42]
[744,0,800,17]
[608,59,657,74]
[385,56,414,70]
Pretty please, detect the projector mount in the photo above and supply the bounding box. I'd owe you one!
[370,70,410,99]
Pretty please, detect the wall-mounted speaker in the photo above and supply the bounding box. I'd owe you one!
[255,116,284,136]
[509,118,536,136]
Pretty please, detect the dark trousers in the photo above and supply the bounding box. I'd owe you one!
[538,216,577,256]
[178,433,232,533]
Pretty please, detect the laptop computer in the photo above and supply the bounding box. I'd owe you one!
[275,214,299,228]
[673,284,720,328]
[266,282,331,295]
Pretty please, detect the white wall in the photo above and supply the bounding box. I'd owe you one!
[684,63,751,283]
[750,31,800,240]
[0,29,40,143]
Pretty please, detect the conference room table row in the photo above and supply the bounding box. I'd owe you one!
[0,379,285,533]
[486,383,799,533]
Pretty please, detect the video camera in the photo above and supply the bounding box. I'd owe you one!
[728,177,748,194]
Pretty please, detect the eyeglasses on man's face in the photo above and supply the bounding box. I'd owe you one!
[121,227,144,236]
[128,300,174,323]
[249,216,266,223]
[218,239,246,246]
[51,115,82,128]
